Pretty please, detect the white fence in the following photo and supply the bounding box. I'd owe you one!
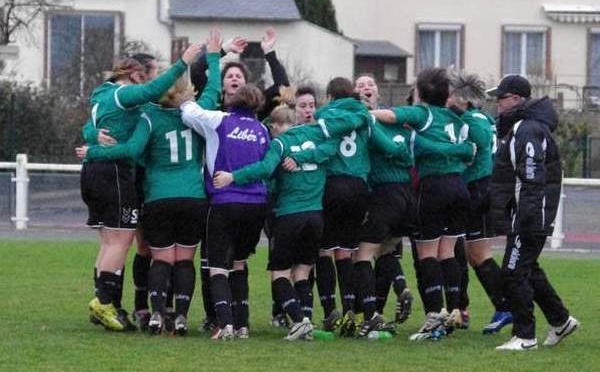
[1,154,599,250]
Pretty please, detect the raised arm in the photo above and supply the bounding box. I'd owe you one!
[258,27,290,120]
[116,43,203,109]
[196,28,224,110]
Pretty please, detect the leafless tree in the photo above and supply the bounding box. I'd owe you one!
[0,0,67,45]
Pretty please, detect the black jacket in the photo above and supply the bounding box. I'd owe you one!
[489,97,562,236]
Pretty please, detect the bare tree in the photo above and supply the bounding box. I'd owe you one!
[0,0,67,45]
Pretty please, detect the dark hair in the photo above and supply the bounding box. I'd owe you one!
[221,61,251,84]
[229,84,264,112]
[405,86,415,106]
[296,85,317,101]
[131,53,156,75]
[416,68,449,106]
[326,77,360,100]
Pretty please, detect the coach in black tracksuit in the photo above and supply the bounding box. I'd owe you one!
[488,75,577,350]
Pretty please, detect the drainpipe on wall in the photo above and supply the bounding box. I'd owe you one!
[157,0,175,39]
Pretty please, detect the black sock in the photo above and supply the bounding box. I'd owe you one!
[166,274,174,313]
[210,274,233,327]
[419,257,444,313]
[440,257,461,311]
[316,256,337,317]
[454,239,470,310]
[200,259,215,321]
[93,267,98,297]
[374,256,391,313]
[173,260,195,318]
[336,258,355,314]
[272,277,303,323]
[271,282,284,317]
[113,267,124,309]
[355,261,377,320]
[294,279,313,320]
[148,260,172,314]
[133,253,151,311]
[97,271,120,305]
[230,267,249,329]
[475,258,509,312]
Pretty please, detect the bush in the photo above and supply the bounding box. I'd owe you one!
[0,80,87,163]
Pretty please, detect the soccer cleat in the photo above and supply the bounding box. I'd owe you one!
[338,310,357,337]
[444,308,463,334]
[284,317,313,341]
[198,317,217,333]
[543,316,579,347]
[173,315,188,336]
[496,336,538,351]
[409,309,449,342]
[88,297,124,331]
[234,327,250,339]
[483,311,513,334]
[116,309,138,331]
[322,309,342,332]
[357,313,385,338]
[134,309,151,332]
[271,313,291,329]
[211,324,234,340]
[148,312,164,335]
[89,313,103,326]
[458,309,470,329]
[395,289,414,324]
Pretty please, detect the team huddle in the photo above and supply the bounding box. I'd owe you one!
[76,27,579,350]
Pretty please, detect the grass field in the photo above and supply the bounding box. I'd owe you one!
[1,240,597,372]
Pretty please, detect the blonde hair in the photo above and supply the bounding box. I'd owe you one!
[108,57,144,82]
[159,74,194,108]
[270,86,297,124]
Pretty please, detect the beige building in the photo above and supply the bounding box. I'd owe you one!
[333,0,600,109]
[2,0,355,94]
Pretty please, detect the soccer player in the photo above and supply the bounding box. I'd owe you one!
[446,69,513,334]
[487,75,579,350]
[180,85,270,340]
[372,68,474,341]
[80,43,202,331]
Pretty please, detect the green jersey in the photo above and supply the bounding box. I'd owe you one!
[461,108,496,183]
[233,124,334,217]
[368,121,414,186]
[391,105,469,178]
[82,58,188,149]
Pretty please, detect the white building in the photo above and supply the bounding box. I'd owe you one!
[333,0,600,108]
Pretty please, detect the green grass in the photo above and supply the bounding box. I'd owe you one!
[0,240,597,372]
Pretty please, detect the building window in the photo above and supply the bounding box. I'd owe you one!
[587,29,600,106]
[502,26,548,77]
[416,23,463,72]
[240,42,265,89]
[46,12,121,95]
[383,63,399,82]
[171,37,189,63]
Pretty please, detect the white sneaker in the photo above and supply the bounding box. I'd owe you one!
[543,316,579,346]
[234,326,250,339]
[496,336,538,351]
[284,317,313,341]
[409,309,448,341]
[211,324,234,340]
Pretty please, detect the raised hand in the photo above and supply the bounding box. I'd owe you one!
[181,42,204,65]
[261,27,277,54]
[206,28,223,54]
[223,36,248,54]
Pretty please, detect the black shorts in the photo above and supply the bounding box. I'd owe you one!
[206,203,266,270]
[271,211,323,271]
[142,198,208,249]
[360,183,416,244]
[465,177,495,241]
[321,175,369,250]
[80,160,139,229]
[416,174,470,241]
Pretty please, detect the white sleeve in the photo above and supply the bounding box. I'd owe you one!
[180,100,228,137]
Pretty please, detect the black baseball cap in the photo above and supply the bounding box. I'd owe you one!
[486,75,531,98]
